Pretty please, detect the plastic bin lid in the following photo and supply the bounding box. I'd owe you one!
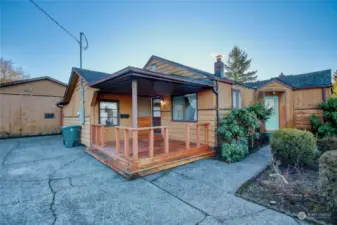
[62,125,81,129]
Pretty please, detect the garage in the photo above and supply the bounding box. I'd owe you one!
[0,77,67,138]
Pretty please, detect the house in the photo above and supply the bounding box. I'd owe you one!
[58,55,332,179]
[245,70,332,130]
[0,77,67,138]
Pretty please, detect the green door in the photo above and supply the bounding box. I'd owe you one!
[264,96,279,130]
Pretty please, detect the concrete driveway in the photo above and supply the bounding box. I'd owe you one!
[0,136,305,225]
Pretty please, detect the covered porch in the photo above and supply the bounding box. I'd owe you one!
[86,67,215,179]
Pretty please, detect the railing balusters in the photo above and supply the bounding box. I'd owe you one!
[196,124,200,148]
[115,127,120,154]
[149,129,154,158]
[101,126,105,148]
[132,130,138,161]
[164,127,169,154]
[204,124,209,146]
[124,129,130,158]
[185,125,190,150]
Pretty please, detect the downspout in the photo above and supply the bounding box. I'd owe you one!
[212,80,221,154]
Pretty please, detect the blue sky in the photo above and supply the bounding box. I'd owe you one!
[1,0,336,83]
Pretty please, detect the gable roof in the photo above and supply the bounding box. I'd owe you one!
[0,76,67,88]
[245,69,332,89]
[72,67,111,83]
[143,55,232,84]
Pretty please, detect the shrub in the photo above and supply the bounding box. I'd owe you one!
[247,102,273,123]
[317,136,337,153]
[310,97,337,138]
[270,129,316,166]
[221,141,249,163]
[218,108,259,143]
[309,114,322,135]
[319,151,337,215]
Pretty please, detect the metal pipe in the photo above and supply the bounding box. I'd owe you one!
[212,80,221,153]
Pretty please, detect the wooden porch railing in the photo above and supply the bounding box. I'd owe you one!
[91,124,105,148]
[185,122,209,150]
[115,126,169,161]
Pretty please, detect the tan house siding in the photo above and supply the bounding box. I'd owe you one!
[232,84,255,107]
[0,80,66,138]
[255,81,294,129]
[161,90,217,147]
[294,88,325,130]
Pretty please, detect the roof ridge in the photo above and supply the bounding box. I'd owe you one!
[151,55,213,76]
[0,76,67,87]
[72,67,112,76]
[284,69,331,77]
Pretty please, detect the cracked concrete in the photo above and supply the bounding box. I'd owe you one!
[0,136,307,225]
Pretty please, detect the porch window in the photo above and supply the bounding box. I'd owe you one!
[172,93,197,121]
[232,90,242,109]
[99,101,119,126]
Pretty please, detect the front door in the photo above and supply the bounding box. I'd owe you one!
[264,96,279,131]
[152,97,161,134]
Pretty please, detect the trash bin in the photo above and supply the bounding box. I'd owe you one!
[62,125,81,148]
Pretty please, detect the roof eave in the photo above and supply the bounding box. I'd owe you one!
[90,67,214,88]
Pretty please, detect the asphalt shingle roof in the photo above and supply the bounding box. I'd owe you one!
[245,69,332,89]
[72,67,111,83]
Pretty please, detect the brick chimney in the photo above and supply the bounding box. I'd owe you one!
[214,55,224,77]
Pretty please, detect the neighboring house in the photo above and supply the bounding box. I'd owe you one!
[0,77,67,138]
[245,70,332,131]
[58,55,332,178]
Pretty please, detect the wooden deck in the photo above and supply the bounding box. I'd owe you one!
[86,124,214,179]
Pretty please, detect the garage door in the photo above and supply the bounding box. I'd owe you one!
[0,94,62,138]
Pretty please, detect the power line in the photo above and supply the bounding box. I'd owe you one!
[29,0,80,44]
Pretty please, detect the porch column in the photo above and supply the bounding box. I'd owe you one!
[132,79,138,128]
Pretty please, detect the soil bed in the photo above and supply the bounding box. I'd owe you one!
[238,167,334,224]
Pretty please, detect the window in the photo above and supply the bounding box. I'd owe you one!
[151,64,156,72]
[172,93,197,121]
[232,90,242,109]
[99,101,119,126]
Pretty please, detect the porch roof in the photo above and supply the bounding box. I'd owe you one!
[89,67,214,96]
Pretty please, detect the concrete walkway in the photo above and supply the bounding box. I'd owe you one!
[0,136,306,225]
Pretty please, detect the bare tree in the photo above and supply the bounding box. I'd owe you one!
[0,58,30,84]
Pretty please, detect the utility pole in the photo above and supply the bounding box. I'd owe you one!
[29,0,89,125]
[79,32,88,125]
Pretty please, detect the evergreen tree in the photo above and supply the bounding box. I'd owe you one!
[333,70,337,98]
[224,46,257,83]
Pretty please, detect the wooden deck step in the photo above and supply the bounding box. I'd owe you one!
[85,147,215,180]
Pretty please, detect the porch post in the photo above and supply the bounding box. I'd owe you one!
[132,80,138,128]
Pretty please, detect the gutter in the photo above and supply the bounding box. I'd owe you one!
[212,80,221,154]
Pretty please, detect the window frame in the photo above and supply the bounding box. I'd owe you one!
[232,89,242,109]
[171,93,198,122]
[151,64,156,72]
[98,100,120,127]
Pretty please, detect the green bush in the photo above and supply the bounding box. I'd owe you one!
[270,128,316,166]
[221,141,249,163]
[317,136,337,153]
[218,108,259,143]
[310,97,337,138]
[309,114,322,134]
[247,102,273,123]
[319,151,337,214]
